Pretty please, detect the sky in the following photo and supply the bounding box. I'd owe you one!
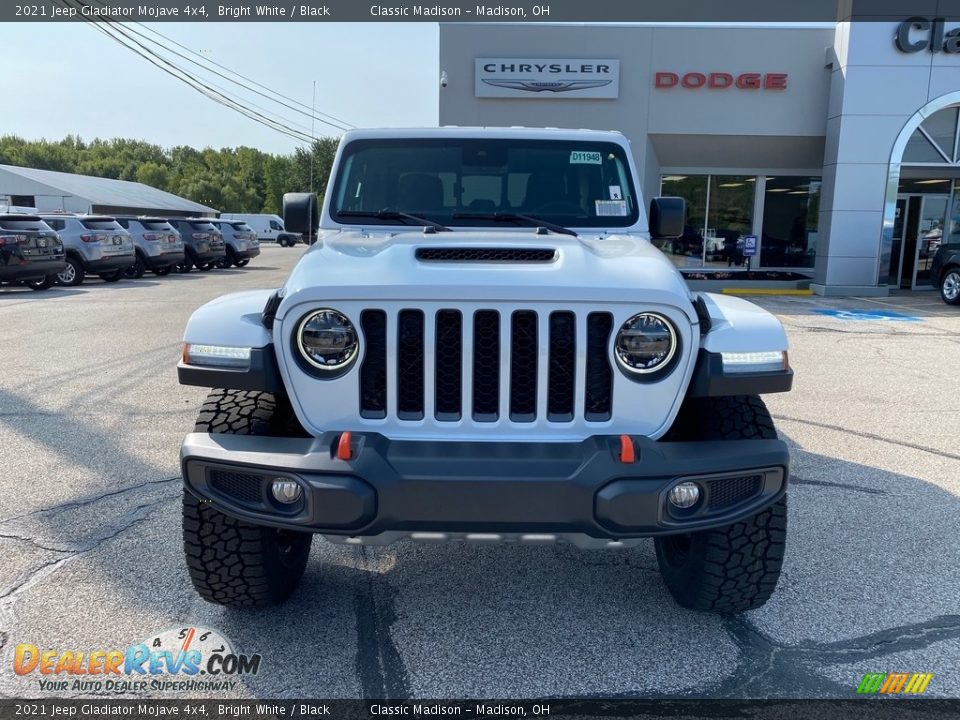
[4,22,439,154]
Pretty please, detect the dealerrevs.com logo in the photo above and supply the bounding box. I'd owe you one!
[13,627,261,693]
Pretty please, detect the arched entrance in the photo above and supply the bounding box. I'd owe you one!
[880,93,960,289]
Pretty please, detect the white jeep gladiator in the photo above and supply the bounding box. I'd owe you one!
[178,127,793,612]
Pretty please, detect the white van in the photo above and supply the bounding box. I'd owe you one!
[219,213,301,246]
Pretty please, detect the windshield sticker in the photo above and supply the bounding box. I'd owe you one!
[596,200,628,217]
[608,186,622,200]
[570,151,602,165]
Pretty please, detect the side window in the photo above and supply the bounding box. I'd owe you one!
[116,219,130,228]
[46,219,63,231]
[269,221,282,230]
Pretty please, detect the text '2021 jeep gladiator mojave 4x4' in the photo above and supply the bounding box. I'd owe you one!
[177,128,794,613]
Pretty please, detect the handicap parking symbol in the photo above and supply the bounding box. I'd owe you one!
[813,308,921,322]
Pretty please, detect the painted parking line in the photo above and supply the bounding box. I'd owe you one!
[812,309,922,322]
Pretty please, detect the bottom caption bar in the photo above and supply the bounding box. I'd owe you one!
[2,700,960,720]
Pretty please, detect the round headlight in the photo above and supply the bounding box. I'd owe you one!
[615,312,678,375]
[296,309,359,371]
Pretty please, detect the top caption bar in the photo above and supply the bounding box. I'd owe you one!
[7,0,960,22]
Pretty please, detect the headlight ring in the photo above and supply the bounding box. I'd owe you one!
[614,312,679,378]
[295,308,360,374]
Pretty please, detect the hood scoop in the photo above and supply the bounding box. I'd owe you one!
[415,247,558,263]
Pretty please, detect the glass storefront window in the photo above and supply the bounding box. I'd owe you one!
[658,175,707,268]
[759,176,821,268]
[705,176,754,268]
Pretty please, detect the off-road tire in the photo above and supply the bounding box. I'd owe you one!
[183,389,311,606]
[655,395,787,613]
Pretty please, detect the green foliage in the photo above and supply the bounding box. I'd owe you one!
[0,134,339,213]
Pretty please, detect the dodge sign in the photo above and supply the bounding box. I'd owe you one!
[475,58,620,98]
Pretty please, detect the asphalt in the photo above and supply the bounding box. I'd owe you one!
[0,246,958,700]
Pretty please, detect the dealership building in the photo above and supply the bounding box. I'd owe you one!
[438,15,960,295]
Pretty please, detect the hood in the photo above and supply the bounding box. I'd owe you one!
[277,229,695,321]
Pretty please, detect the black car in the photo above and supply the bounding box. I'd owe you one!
[166,218,227,273]
[0,214,65,290]
[930,242,960,305]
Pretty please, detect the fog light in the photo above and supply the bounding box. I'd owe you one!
[271,479,302,504]
[668,482,701,509]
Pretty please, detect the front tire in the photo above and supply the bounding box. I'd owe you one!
[940,267,960,305]
[655,395,787,613]
[123,254,146,279]
[182,390,311,607]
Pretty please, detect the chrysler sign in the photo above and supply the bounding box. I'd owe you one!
[475,58,620,99]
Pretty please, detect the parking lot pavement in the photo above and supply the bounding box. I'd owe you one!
[1,255,958,700]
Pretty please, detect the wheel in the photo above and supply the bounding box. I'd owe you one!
[655,395,787,613]
[123,254,146,279]
[218,249,236,269]
[152,265,172,276]
[56,257,85,286]
[182,390,311,607]
[99,270,123,282]
[940,267,960,305]
[234,258,250,267]
[27,275,57,291]
[277,237,288,248]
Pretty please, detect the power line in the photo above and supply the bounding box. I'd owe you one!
[59,0,316,145]
[83,0,354,132]
[131,21,356,131]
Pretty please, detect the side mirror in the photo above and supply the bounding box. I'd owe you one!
[283,192,319,236]
[649,197,685,239]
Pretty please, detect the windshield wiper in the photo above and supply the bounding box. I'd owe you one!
[338,209,450,232]
[451,212,578,237]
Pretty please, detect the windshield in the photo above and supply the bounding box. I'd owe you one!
[331,138,639,228]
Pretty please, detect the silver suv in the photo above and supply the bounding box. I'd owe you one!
[40,215,135,285]
[210,220,260,268]
[114,216,186,278]
[167,218,226,273]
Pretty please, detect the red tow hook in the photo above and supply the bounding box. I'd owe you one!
[336,431,353,461]
[619,435,636,464]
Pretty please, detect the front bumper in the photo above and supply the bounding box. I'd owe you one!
[181,433,789,539]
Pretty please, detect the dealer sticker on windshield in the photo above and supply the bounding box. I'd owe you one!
[570,151,602,164]
[595,200,628,216]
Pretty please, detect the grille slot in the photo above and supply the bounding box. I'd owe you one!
[359,310,387,418]
[209,469,263,504]
[416,247,557,263]
[472,310,501,421]
[509,311,538,422]
[707,475,763,509]
[397,309,425,420]
[547,311,576,422]
[585,312,614,421]
[435,310,463,420]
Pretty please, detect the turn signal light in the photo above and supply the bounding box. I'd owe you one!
[337,431,353,461]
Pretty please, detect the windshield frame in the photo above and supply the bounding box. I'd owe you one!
[328,137,641,230]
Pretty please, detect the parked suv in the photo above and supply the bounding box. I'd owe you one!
[40,215,135,285]
[0,214,65,290]
[930,242,960,305]
[114,216,186,278]
[166,218,226,273]
[210,220,260,268]
[177,127,794,613]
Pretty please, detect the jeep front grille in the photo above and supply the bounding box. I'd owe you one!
[358,308,614,423]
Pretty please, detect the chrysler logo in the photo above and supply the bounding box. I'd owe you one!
[481,79,613,93]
